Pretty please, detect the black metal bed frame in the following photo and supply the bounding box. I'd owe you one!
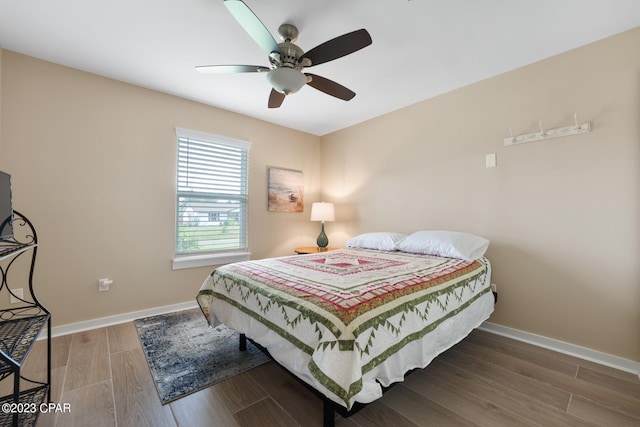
[239,333,364,427]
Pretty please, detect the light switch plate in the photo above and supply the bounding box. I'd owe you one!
[485,153,497,168]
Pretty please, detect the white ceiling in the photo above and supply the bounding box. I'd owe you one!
[1,0,639,136]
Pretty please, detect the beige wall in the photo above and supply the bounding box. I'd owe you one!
[0,50,322,326]
[321,28,640,361]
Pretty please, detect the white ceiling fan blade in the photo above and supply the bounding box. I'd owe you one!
[224,0,280,56]
[196,65,270,73]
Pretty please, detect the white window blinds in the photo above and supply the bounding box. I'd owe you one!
[175,128,250,255]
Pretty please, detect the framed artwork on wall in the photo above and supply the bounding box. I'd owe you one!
[268,167,304,212]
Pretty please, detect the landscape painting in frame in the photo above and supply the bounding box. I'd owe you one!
[268,168,303,212]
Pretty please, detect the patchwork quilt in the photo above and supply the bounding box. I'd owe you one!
[196,248,492,408]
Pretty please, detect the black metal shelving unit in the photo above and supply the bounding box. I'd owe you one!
[0,212,50,427]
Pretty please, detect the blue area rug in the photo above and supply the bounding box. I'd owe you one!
[135,307,269,404]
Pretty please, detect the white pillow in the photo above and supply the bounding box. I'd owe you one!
[396,230,489,261]
[346,232,407,251]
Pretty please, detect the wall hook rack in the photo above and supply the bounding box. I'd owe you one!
[504,113,591,146]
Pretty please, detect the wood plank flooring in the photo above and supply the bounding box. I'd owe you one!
[20,321,640,427]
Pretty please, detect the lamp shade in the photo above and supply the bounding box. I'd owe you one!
[310,202,335,222]
[267,68,307,95]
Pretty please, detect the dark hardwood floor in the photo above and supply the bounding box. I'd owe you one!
[18,320,640,426]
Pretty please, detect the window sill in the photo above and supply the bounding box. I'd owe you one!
[172,252,251,270]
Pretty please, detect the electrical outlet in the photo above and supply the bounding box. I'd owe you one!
[10,288,24,304]
[98,278,112,292]
[490,283,497,293]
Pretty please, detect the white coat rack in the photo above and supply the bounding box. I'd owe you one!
[504,113,591,146]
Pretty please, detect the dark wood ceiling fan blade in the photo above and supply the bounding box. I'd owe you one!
[224,0,281,56]
[301,29,372,67]
[305,74,355,101]
[268,89,285,108]
[196,65,270,73]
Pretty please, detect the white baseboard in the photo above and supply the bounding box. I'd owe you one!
[479,321,640,378]
[46,300,199,338]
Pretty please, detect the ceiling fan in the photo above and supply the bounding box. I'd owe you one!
[196,0,372,108]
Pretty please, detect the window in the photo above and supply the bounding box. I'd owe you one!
[173,128,251,268]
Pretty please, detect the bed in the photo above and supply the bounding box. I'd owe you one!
[196,231,494,426]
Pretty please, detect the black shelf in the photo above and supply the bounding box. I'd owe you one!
[0,212,50,427]
[0,385,49,427]
[0,314,49,376]
[0,244,32,261]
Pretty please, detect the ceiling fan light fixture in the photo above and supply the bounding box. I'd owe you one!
[267,67,307,95]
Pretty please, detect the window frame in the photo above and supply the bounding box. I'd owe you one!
[172,128,251,269]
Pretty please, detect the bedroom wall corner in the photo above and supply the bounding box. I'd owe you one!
[319,27,640,362]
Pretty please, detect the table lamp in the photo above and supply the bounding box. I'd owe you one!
[310,202,335,250]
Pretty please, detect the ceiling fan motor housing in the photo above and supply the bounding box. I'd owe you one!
[272,42,304,69]
[270,25,305,70]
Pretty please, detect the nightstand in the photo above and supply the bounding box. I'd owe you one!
[294,246,339,255]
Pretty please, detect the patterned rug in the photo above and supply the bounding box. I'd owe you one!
[134,307,270,404]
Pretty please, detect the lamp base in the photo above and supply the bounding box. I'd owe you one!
[316,222,329,250]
